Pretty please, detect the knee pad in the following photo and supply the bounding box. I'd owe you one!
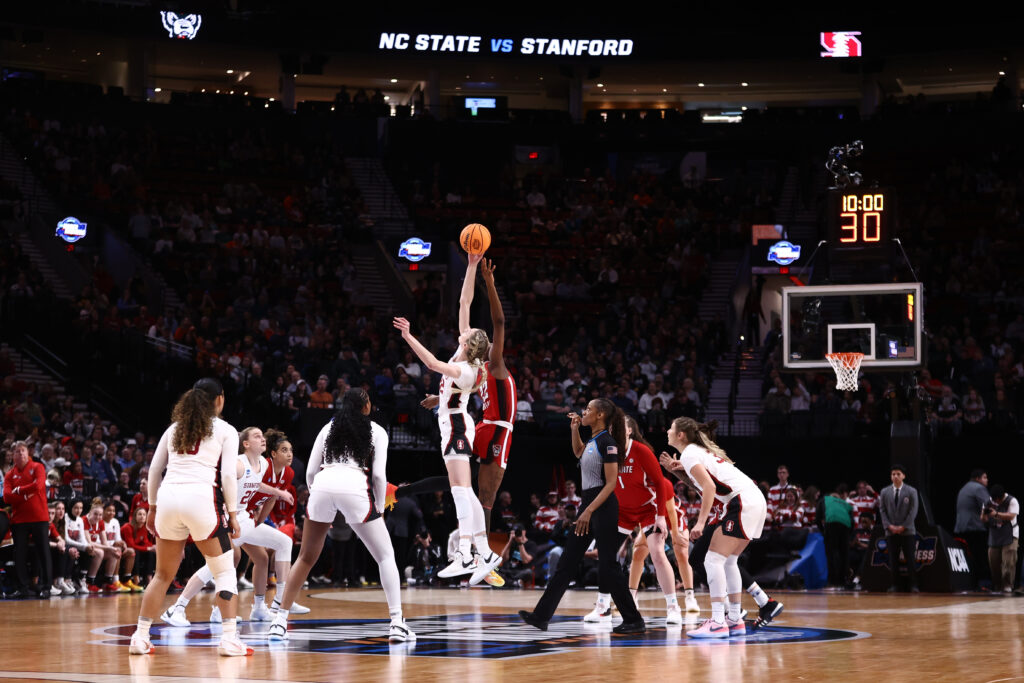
[724,554,742,595]
[269,529,293,558]
[196,564,214,585]
[705,551,727,599]
[208,550,237,596]
[450,486,473,522]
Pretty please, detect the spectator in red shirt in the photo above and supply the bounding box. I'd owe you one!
[2,441,52,598]
[63,460,86,497]
[533,491,561,538]
[130,479,150,516]
[848,480,879,526]
[121,507,155,588]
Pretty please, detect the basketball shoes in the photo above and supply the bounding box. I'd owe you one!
[389,619,416,642]
[128,633,154,655]
[726,616,746,635]
[249,602,272,622]
[438,550,478,578]
[753,599,783,629]
[686,618,730,638]
[583,605,613,623]
[684,593,701,613]
[161,605,191,628]
[469,551,502,585]
[665,606,684,625]
[217,636,253,657]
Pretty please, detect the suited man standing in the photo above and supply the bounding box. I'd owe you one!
[880,463,920,592]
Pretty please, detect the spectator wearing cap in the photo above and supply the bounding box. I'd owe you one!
[309,375,334,409]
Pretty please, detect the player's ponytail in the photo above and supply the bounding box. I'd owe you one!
[170,378,222,454]
[324,388,373,470]
[592,397,627,464]
[624,415,653,451]
[671,416,733,463]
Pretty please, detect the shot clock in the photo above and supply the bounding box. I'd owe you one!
[826,188,893,255]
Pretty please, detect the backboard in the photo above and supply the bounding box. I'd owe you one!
[781,282,923,370]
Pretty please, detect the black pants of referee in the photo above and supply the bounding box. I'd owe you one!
[12,521,52,592]
[532,488,641,624]
[688,519,757,590]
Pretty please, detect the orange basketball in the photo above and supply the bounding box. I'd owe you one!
[459,223,491,255]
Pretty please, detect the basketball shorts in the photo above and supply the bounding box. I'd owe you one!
[306,466,381,525]
[235,513,292,555]
[618,505,658,536]
[155,483,228,547]
[719,490,767,541]
[439,413,475,462]
[473,421,513,469]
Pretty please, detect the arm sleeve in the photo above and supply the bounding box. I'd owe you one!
[636,445,667,516]
[306,423,329,490]
[371,425,389,514]
[148,429,170,504]
[219,429,240,513]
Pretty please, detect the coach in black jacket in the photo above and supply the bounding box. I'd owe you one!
[879,464,920,592]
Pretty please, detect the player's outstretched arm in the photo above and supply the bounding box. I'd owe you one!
[393,317,463,379]
[458,254,483,334]
[479,258,507,377]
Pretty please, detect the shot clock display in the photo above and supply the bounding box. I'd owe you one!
[826,188,892,252]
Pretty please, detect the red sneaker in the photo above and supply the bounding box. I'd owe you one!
[87,584,102,593]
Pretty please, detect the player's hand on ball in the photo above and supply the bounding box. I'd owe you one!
[467,253,483,266]
[420,394,439,409]
[690,523,704,542]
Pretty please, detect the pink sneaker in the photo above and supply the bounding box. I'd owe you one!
[726,617,746,635]
[686,618,730,639]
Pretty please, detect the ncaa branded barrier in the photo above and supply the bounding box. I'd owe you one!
[861,520,971,592]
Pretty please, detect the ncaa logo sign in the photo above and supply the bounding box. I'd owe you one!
[55,216,88,243]
[948,547,969,573]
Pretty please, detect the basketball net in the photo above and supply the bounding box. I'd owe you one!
[825,352,863,391]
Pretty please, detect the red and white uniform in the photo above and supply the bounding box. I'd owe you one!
[679,444,766,540]
[102,517,122,546]
[616,439,668,534]
[772,505,804,529]
[148,417,239,542]
[437,354,484,461]
[64,515,90,552]
[473,361,516,468]
[85,518,105,545]
[228,453,293,554]
[534,505,559,534]
[767,483,798,517]
[849,492,879,525]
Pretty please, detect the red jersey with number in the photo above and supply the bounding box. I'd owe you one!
[616,440,668,516]
[246,460,291,516]
[481,362,517,424]
[270,484,297,527]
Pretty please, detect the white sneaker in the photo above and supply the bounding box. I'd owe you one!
[684,594,701,614]
[250,603,272,622]
[389,619,416,642]
[128,632,154,655]
[469,550,502,586]
[61,579,77,595]
[666,606,684,625]
[50,585,63,596]
[437,550,478,579]
[210,606,222,623]
[217,635,253,657]
[161,605,191,628]
[237,576,254,589]
[288,601,311,615]
[267,617,288,641]
[77,579,90,594]
[583,605,613,623]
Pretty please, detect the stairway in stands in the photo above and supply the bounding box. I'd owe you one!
[12,231,74,300]
[350,243,400,316]
[696,250,741,323]
[344,157,415,238]
[0,341,84,412]
[704,347,764,436]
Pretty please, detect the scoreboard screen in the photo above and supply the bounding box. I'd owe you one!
[826,188,893,256]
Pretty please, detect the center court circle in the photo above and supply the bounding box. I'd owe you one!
[94,614,869,659]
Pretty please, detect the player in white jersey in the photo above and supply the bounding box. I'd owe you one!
[269,389,414,642]
[129,378,252,657]
[392,253,501,585]
[660,417,767,639]
[160,427,307,627]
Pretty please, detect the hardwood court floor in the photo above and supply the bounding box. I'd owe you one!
[0,587,1021,683]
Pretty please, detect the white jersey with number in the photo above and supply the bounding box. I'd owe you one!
[237,453,267,519]
[149,416,239,514]
[437,354,484,420]
[679,443,759,505]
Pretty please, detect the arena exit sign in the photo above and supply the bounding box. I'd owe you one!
[379,32,634,56]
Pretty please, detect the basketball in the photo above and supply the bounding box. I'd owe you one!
[460,223,491,255]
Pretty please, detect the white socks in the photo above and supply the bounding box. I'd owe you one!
[665,593,679,609]
[747,582,769,608]
[222,620,237,639]
[596,592,611,610]
[136,617,152,638]
[727,601,741,621]
[711,601,725,623]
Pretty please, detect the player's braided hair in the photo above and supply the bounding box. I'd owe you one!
[671,417,733,464]
[591,397,627,465]
[323,388,374,470]
[170,378,222,454]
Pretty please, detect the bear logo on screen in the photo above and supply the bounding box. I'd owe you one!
[161,11,202,40]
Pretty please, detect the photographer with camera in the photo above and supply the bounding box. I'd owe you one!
[407,531,442,586]
[500,524,541,586]
[982,484,1018,594]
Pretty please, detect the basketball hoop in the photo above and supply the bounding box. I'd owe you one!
[826,352,864,391]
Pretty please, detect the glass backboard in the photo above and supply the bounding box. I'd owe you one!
[781,283,923,370]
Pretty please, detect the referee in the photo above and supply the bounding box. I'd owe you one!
[519,398,644,633]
